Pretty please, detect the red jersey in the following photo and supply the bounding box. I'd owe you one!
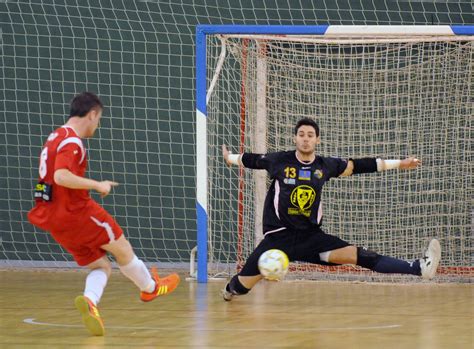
[28,126,92,232]
[28,125,123,266]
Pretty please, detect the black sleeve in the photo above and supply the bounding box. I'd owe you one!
[241,153,278,171]
[325,157,349,178]
[350,158,378,174]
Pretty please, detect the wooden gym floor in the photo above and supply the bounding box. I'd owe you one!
[0,269,472,349]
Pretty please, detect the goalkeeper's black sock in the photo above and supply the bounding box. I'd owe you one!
[227,274,250,295]
[371,255,421,275]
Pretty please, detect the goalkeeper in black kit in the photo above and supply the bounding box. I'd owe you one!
[222,117,441,301]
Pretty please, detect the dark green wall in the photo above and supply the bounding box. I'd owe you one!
[0,0,471,263]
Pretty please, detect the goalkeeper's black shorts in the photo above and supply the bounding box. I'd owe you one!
[239,227,350,277]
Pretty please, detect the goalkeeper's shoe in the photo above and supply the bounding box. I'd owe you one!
[140,267,180,302]
[74,295,105,336]
[222,283,236,302]
[420,239,441,280]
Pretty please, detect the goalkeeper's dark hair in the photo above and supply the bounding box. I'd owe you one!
[294,118,319,137]
[69,92,103,118]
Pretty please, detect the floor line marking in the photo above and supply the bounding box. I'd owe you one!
[23,318,401,332]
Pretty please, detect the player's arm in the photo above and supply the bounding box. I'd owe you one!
[222,144,270,170]
[54,169,118,197]
[339,157,421,177]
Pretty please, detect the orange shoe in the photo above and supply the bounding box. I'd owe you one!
[74,295,105,336]
[140,267,180,302]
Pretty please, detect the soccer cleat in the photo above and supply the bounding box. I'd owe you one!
[420,239,441,280]
[140,267,180,302]
[74,295,105,336]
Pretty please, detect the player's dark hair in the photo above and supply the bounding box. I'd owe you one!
[294,118,319,137]
[69,92,103,118]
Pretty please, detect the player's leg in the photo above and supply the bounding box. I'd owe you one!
[325,240,441,279]
[296,230,439,279]
[326,245,421,275]
[223,231,291,301]
[100,235,154,292]
[223,270,263,301]
[83,256,112,306]
[85,202,180,301]
[50,231,110,336]
[74,255,111,336]
[100,235,180,301]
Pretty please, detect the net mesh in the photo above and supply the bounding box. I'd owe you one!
[0,0,471,275]
[206,34,473,282]
[0,1,197,267]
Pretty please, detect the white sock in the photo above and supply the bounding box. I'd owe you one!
[119,255,155,292]
[84,268,109,305]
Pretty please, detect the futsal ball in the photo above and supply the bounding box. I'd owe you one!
[258,249,289,281]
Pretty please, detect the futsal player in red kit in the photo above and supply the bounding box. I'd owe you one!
[28,92,180,336]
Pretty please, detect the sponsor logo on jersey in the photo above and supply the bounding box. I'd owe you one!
[34,182,52,201]
[314,169,323,179]
[298,170,311,180]
[288,185,316,217]
[283,178,296,185]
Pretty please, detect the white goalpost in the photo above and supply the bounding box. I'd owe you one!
[195,25,474,283]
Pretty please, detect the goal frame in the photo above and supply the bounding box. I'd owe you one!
[195,24,474,283]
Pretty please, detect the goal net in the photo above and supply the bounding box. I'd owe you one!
[201,26,473,283]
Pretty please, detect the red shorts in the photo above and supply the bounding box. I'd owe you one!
[48,202,123,266]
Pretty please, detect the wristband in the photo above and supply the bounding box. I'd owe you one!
[227,154,241,165]
[376,159,401,171]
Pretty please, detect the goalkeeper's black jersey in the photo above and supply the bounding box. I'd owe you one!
[241,151,347,234]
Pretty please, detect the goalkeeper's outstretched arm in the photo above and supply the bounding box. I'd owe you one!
[222,144,269,169]
[339,157,422,177]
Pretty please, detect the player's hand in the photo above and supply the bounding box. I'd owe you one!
[222,144,232,166]
[96,180,119,197]
[400,157,421,170]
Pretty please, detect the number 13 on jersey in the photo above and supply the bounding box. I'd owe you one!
[284,167,296,178]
